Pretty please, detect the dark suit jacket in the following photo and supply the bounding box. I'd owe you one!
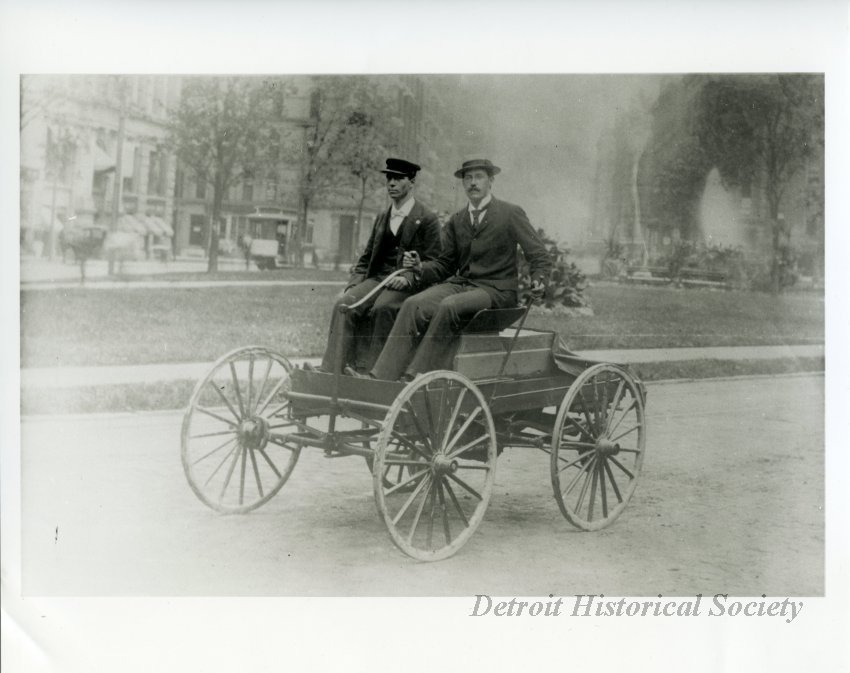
[420,197,552,295]
[348,199,441,289]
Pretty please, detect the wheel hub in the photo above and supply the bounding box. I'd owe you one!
[595,437,620,456]
[432,454,459,475]
[238,417,269,450]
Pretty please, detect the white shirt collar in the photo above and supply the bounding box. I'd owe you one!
[391,196,415,218]
[467,194,492,214]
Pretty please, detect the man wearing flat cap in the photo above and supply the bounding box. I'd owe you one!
[316,157,441,374]
[364,158,552,381]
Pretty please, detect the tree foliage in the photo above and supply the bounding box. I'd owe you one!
[282,76,400,265]
[690,73,823,292]
[169,76,276,272]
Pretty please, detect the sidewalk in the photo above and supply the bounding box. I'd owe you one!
[20,344,824,390]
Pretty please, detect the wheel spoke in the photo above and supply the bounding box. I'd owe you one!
[563,414,594,441]
[603,458,623,503]
[610,424,640,444]
[257,447,283,479]
[265,398,292,420]
[406,477,433,544]
[607,397,637,437]
[440,388,468,452]
[190,428,238,440]
[422,386,439,451]
[586,461,599,521]
[248,446,264,498]
[389,429,431,461]
[446,431,490,460]
[604,379,626,434]
[391,474,431,526]
[557,447,596,473]
[608,455,636,480]
[576,391,597,439]
[435,380,449,452]
[251,357,274,415]
[443,478,470,528]
[447,472,483,501]
[193,436,238,467]
[599,375,611,434]
[239,445,247,505]
[403,401,434,455]
[202,441,240,487]
[427,479,438,548]
[196,405,238,428]
[562,453,596,498]
[247,353,255,413]
[598,460,608,518]
[575,456,597,515]
[590,379,601,435]
[443,406,483,457]
[229,361,246,418]
[206,380,242,423]
[257,376,289,415]
[437,480,452,545]
[217,441,243,504]
[385,468,429,496]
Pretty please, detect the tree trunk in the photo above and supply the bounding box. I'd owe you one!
[354,176,368,255]
[767,194,782,295]
[294,194,309,268]
[630,150,646,266]
[208,171,223,273]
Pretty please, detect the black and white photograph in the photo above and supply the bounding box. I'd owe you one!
[3,2,848,673]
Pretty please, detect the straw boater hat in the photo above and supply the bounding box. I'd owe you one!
[379,158,421,178]
[453,158,501,179]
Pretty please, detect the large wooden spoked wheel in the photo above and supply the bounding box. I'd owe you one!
[373,371,497,561]
[551,364,646,531]
[181,346,301,513]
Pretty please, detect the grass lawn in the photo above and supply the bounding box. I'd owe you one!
[20,282,824,368]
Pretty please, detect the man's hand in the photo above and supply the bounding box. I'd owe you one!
[386,276,411,291]
[402,250,422,273]
[530,279,546,299]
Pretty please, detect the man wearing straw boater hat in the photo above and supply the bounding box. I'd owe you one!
[313,157,441,374]
[357,157,551,381]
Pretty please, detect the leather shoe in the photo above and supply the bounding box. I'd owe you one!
[303,362,329,373]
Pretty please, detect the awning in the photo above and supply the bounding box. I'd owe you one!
[145,215,174,237]
[117,213,148,235]
[93,145,116,172]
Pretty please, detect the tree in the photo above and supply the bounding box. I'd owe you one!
[44,124,78,259]
[170,76,275,272]
[692,74,823,292]
[328,80,400,254]
[282,76,400,266]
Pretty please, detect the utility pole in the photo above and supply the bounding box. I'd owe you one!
[109,76,127,275]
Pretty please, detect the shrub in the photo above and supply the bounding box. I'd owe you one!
[519,229,590,309]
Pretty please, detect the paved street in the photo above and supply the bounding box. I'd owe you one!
[20,374,823,596]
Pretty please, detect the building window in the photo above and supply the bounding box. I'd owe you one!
[195,177,206,199]
[147,150,168,196]
[242,182,254,202]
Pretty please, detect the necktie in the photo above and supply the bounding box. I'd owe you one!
[471,209,484,229]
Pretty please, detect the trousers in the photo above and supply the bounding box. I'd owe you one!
[321,278,409,372]
[370,282,516,381]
